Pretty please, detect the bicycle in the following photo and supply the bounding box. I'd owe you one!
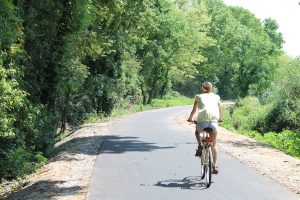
[192,121,214,188]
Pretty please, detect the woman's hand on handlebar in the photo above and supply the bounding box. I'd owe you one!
[187,118,193,122]
[187,119,197,124]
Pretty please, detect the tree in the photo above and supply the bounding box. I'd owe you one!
[138,0,212,102]
[262,56,300,132]
[199,0,283,99]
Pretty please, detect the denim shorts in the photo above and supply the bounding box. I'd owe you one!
[196,121,219,133]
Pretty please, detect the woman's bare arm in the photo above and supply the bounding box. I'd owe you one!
[218,101,222,122]
[188,101,198,122]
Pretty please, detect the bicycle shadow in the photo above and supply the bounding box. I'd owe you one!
[155,176,210,190]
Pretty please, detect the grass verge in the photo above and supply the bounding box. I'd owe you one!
[84,95,194,124]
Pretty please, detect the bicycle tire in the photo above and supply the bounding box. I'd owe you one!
[205,146,212,188]
[200,155,205,180]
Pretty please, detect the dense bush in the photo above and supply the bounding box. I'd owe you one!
[231,97,264,130]
[262,56,300,132]
[1,148,45,179]
[264,131,300,157]
[238,130,300,158]
[224,99,300,158]
[224,57,300,157]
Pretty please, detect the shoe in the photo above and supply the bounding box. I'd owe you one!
[195,145,203,156]
[212,166,219,174]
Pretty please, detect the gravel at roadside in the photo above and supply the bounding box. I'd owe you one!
[4,121,112,200]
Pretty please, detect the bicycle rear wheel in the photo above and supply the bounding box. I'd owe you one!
[199,155,205,180]
[204,147,212,188]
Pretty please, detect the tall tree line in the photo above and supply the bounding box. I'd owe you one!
[175,0,284,99]
[0,0,284,181]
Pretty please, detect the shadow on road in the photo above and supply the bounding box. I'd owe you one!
[53,134,175,161]
[5,180,83,200]
[4,135,176,199]
[155,176,208,190]
[100,135,175,154]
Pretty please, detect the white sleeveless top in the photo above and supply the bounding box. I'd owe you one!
[195,93,220,122]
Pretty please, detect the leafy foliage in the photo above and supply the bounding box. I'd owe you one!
[262,56,300,132]
[223,57,300,157]
[193,0,284,99]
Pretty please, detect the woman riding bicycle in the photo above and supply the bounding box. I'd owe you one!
[187,81,222,174]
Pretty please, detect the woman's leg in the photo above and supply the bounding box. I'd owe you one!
[195,129,203,156]
[209,131,218,167]
[195,128,201,145]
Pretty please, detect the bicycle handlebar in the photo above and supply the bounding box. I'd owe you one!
[187,120,223,124]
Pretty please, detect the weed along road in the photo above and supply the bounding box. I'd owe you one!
[86,106,299,200]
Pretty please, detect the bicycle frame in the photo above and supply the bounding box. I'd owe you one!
[201,131,213,164]
[198,129,213,188]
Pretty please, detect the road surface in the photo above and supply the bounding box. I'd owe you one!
[86,106,299,200]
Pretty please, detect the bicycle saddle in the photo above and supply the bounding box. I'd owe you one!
[203,127,213,132]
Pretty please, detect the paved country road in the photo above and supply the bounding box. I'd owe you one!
[86,106,299,200]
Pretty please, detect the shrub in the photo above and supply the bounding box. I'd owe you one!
[231,96,267,131]
[223,96,300,158]
[1,148,34,179]
[221,108,235,131]
[276,130,300,157]
[262,57,300,132]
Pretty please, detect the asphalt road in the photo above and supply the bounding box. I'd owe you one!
[86,106,299,200]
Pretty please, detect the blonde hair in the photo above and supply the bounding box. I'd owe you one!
[201,81,212,93]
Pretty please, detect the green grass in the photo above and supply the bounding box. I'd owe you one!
[55,130,71,142]
[241,130,300,158]
[84,95,194,124]
[112,95,193,117]
[150,96,194,107]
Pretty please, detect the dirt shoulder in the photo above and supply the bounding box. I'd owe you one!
[175,110,300,195]
[3,120,113,200]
